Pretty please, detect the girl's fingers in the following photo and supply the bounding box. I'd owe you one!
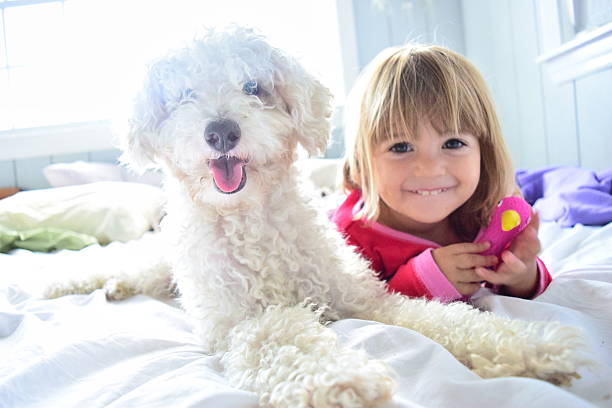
[530,210,540,232]
[475,266,506,285]
[457,269,482,284]
[509,227,540,260]
[492,250,527,282]
[447,241,491,254]
[477,250,527,285]
[457,253,498,269]
[474,266,494,282]
[500,250,525,271]
[479,255,498,267]
[474,241,491,253]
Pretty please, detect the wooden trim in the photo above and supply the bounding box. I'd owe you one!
[0,186,19,199]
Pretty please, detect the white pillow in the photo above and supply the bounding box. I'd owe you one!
[299,158,343,192]
[43,161,123,187]
[0,182,165,244]
[44,161,163,187]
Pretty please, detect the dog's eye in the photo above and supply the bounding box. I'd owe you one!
[242,80,259,96]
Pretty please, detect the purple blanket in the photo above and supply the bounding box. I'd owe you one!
[516,166,612,227]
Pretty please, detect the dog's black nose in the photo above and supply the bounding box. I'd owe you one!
[204,119,241,153]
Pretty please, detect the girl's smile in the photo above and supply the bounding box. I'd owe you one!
[405,187,451,195]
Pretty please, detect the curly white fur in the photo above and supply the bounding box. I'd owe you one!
[50,27,589,407]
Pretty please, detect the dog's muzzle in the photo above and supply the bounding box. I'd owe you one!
[204,119,247,194]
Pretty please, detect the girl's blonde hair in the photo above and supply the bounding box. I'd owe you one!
[343,44,516,240]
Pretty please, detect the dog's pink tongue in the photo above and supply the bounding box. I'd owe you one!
[209,156,246,193]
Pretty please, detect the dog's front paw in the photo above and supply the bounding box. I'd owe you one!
[103,278,137,301]
[263,360,395,408]
[470,353,582,386]
[43,277,107,299]
[469,323,589,386]
[312,380,393,408]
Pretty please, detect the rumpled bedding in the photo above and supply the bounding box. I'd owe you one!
[0,225,98,253]
[1,222,611,408]
[517,166,612,227]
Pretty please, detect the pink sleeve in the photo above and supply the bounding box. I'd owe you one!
[388,249,462,303]
[531,258,552,298]
[490,257,553,298]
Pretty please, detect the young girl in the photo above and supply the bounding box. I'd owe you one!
[332,44,551,303]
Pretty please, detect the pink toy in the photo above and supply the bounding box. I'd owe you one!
[474,196,532,258]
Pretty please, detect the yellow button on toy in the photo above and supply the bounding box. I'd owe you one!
[501,210,521,231]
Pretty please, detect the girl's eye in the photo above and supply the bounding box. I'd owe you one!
[443,138,467,149]
[389,142,412,153]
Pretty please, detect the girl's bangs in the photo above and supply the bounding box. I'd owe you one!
[369,48,489,146]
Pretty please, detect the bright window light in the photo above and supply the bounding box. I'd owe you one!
[0,0,345,131]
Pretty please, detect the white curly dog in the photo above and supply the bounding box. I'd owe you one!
[63,27,587,407]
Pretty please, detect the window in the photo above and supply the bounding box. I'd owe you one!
[557,0,612,43]
[537,0,612,84]
[0,0,345,132]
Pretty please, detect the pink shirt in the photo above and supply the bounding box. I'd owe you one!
[332,190,552,302]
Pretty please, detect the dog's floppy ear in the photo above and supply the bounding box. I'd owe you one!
[120,57,184,172]
[273,53,333,157]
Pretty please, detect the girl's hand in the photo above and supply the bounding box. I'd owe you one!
[432,242,498,296]
[475,212,541,298]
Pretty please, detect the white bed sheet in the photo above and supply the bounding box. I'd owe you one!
[1,222,611,408]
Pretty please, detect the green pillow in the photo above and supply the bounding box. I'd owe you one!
[0,225,98,253]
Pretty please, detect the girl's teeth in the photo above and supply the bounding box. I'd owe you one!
[413,188,447,196]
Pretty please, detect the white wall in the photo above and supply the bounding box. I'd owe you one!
[2,0,611,190]
[461,0,612,172]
